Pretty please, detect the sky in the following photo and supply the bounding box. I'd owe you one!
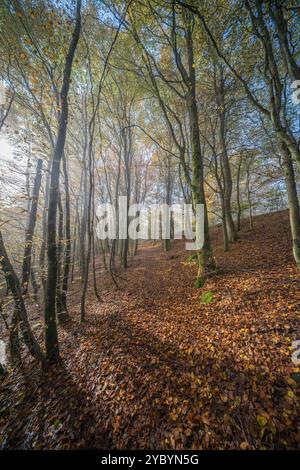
[0,136,19,202]
[0,136,14,162]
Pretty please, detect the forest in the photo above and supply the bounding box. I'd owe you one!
[0,0,299,453]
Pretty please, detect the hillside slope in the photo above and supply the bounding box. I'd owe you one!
[1,210,299,449]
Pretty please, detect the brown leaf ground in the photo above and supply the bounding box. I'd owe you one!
[0,210,299,449]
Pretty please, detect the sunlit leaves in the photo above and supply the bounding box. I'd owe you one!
[200,290,213,304]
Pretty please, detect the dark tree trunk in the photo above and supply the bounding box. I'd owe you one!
[10,158,43,363]
[9,310,21,365]
[21,158,43,294]
[281,142,300,268]
[0,231,44,363]
[184,18,215,278]
[44,0,81,362]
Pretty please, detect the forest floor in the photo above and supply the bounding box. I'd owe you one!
[0,210,299,450]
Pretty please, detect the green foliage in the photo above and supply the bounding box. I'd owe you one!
[200,290,213,304]
[194,276,204,288]
[53,419,61,429]
[187,254,198,264]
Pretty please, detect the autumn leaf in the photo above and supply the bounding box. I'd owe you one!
[240,441,249,450]
[256,413,268,427]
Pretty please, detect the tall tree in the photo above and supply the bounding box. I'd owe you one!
[44,0,82,361]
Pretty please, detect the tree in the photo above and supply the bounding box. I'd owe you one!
[178,0,300,268]
[44,0,82,362]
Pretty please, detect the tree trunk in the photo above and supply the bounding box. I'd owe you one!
[0,231,44,363]
[79,164,88,282]
[9,310,21,365]
[220,194,229,252]
[185,20,215,279]
[121,126,132,269]
[92,178,100,300]
[80,155,93,321]
[59,152,71,319]
[164,155,172,252]
[21,158,43,294]
[246,158,253,230]
[10,158,43,363]
[44,0,81,362]
[216,64,237,243]
[39,158,51,292]
[281,142,300,268]
[56,192,64,320]
[236,156,242,231]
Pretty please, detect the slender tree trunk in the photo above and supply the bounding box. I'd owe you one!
[163,156,172,252]
[215,64,237,243]
[111,151,121,273]
[92,234,100,300]
[10,158,43,363]
[57,153,71,320]
[56,193,64,320]
[80,164,88,282]
[245,158,253,230]
[80,129,97,319]
[220,194,229,252]
[102,240,108,269]
[0,231,44,363]
[220,119,236,243]
[281,142,300,268]
[39,158,51,292]
[44,0,81,362]
[133,239,138,256]
[80,155,93,321]
[185,22,215,279]
[9,310,21,365]
[21,158,43,294]
[212,148,229,252]
[71,200,80,283]
[71,217,78,283]
[236,156,242,231]
[121,126,132,269]
[92,175,100,300]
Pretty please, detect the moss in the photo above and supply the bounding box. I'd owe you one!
[194,276,205,288]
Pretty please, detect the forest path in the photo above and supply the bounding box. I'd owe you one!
[1,210,299,449]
